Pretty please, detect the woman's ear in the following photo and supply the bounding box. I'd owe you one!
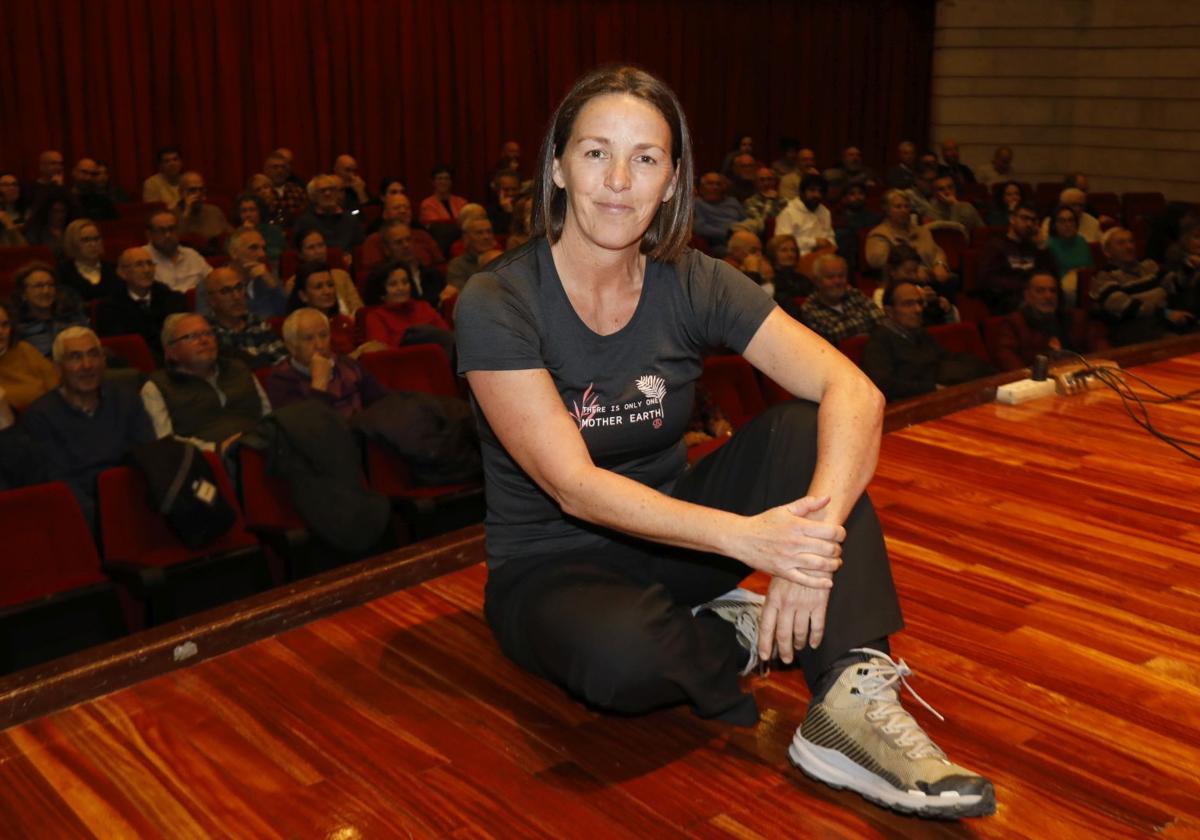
[552,157,567,190]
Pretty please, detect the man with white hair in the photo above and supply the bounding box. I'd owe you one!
[1039,188,1102,243]
[446,217,497,292]
[798,254,885,346]
[22,326,156,527]
[141,313,271,454]
[195,228,287,319]
[1092,227,1192,345]
[292,174,365,251]
[263,308,388,417]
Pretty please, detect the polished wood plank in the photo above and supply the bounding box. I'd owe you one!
[2,354,1200,837]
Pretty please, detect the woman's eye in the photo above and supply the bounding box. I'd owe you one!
[584,149,604,159]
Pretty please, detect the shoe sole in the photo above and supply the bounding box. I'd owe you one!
[788,737,996,819]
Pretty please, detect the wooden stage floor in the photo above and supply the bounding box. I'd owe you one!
[2,355,1200,838]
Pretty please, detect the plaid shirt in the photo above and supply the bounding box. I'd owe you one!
[740,194,787,236]
[212,316,288,369]
[799,289,885,346]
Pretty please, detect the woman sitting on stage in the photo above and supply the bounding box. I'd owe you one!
[454,66,994,819]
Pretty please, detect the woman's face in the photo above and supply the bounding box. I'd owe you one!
[300,271,338,311]
[774,238,798,268]
[78,224,103,262]
[1003,184,1021,207]
[739,136,753,154]
[384,181,406,201]
[23,271,57,313]
[433,172,453,196]
[1053,211,1077,239]
[552,93,678,254]
[238,200,261,226]
[384,268,412,304]
[300,232,327,263]
[886,194,911,226]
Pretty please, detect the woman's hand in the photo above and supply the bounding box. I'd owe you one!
[759,576,831,664]
[726,495,844,588]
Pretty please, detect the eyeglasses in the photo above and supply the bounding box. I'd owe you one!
[212,284,246,297]
[170,329,215,344]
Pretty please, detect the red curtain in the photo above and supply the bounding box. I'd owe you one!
[0,0,934,204]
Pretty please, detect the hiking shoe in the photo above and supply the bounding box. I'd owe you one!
[694,588,765,676]
[788,648,996,819]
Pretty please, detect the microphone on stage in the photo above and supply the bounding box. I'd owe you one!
[1031,354,1049,382]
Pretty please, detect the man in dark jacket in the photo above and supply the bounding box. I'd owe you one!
[96,247,187,362]
[979,202,1056,316]
[993,272,1094,371]
[862,282,994,401]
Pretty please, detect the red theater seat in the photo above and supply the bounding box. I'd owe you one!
[699,355,766,430]
[928,321,990,366]
[100,334,156,373]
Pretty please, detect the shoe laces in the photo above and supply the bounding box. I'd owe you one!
[848,647,947,761]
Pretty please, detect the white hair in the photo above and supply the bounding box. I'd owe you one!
[51,326,100,364]
[281,307,329,349]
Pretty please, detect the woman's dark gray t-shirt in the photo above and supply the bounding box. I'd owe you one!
[455,237,775,565]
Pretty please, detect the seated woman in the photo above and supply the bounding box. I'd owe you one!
[456,65,993,820]
[765,233,813,304]
[57,218,120,302]
[865,189,957,301]
[418,164,468,228]
[232,192,287,273]
[264,308,388,418]
[361,261,456,362]
[286,262,363,356]
[0,298,59,410]
[1044,203,1094,308]
[12,261,89,357]
[283,228,363,315]
[986,180,1024,228]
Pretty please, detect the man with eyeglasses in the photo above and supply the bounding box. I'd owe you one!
[204,267,287,369]
[96,246,188,361]
[175,172,232,248]
[293,174,365,252]
[140,312,271,455]
[145,210,212,293]
[979,201,1057,315]
[21,326,156,529]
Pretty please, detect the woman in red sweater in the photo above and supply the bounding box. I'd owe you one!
[361,261,455,361]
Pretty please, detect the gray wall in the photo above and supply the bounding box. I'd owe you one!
[932,0,1200,201]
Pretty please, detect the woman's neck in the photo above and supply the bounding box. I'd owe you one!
[551,224,645,291]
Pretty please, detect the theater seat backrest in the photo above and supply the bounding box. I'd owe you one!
[100,334,157,373]
[358,345,456,396]
[0,482,106,608]
[699,355,766,430]
[929,321,990,366]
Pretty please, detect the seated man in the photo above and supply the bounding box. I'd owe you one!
[361,193,443,271]
[975,145,1017,187]
[927,174,982,231]
[799,254,884,345]
[142,146,183,207]
[938,138,976,187]
[727,153,759,203]
[70,158,117,220]
[833,183,883,274]
[205,267,288,369]
[862,281,994,401]
[1092,228,1192,346]
[904,164,939,221]
[822,145,876,200]
[265,308,388,418]
[993,272,1093,371]
[773,174,835,257]
[196,228,287,318]
[445,217,497,294]
[262,152,308,227]
[96,246,188,362]
[175,172,233,246]
[740,167,786,238]
[333,154,369,214]
[141,313,271,454]
[146,210,212,293]
[1038,188,1101,243]
[886,141,917,189]
[366,220,445,305]
[979,201,1056,315]
[293,174,366,252]
[486,169,520,234]
[21,327,156,528]
[778,147,820,201]
[692,172,745,255]
[724,231,774,291]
